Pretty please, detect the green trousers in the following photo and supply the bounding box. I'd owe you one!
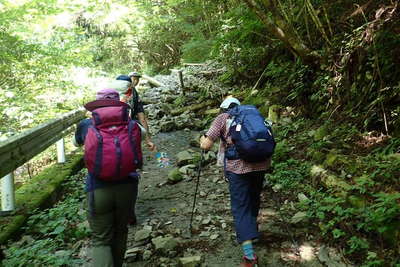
[87,182,137,267]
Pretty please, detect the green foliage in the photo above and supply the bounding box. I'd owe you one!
[4,238,82,267]
[211,4,272,84]
[0,1,97,140]
[268,159,311,193]
[182,38,213,63]
[2,171,89,266]
[271,115,400,265]
[373,137,400,155]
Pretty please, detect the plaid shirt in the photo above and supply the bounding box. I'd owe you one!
[206,113,271,174]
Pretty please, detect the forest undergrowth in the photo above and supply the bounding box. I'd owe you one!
[263,114,400,266]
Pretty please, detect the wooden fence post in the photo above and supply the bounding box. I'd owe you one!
[56,138,66,163]
[178,70,185,95]
[1,173,15,211]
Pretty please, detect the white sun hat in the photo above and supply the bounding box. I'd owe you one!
[107,80,131,94]
[220,97,240,109]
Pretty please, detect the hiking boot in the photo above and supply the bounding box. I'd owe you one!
[240,255,258,267]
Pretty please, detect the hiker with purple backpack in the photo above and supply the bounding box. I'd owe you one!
[74,88,143,267]
[200,97,275,267]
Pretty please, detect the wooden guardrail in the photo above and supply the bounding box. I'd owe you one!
[0,108,86,178]
[0,108,86,211]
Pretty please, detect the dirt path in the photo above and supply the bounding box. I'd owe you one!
[123,130,333,267]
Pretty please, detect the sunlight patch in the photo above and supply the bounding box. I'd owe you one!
[299,243,316,261]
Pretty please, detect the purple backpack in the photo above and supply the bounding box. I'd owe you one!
[84,106,142,181]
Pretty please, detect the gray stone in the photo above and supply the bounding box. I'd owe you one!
[199,231,210,237]
[207,193,217,200]
[125,247,143,260]
[160,119,176,132]
[201,217,211,225]
[134,229,152,242]
[210,234,219,240]
[177,151,194,166]
[151,236,179,254]
[179,255,202,267]
[162,94,177,103]
[298,193,309,202]
[142,250,152,260]
[179,164,196,175]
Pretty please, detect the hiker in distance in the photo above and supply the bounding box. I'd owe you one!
[109,74,156,225]
[200,97,275,267]
[74,88,143,267]
[114,72,156,152]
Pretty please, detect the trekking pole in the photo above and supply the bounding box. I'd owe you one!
[189,149,204,234]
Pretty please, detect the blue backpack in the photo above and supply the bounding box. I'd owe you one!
[225,105,275,162]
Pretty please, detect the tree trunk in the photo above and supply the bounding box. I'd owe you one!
[141,75,165,87]
[242,0,319,65]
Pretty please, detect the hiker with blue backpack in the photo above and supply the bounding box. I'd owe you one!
[74,88,143,267]
[200,97,275,267]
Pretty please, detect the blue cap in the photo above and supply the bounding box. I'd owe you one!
[116,75,131,82]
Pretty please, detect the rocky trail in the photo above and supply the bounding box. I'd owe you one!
[114,65,352,267]
[115,129,348,267]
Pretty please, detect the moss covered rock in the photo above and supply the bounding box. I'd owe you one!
[176,151,194,166]
[310,165,351,193]
[168,168,184,183]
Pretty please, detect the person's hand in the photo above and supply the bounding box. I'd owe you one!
[199,134,213,151]
[146,140,157,152]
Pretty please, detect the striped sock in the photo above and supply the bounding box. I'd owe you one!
[242,241,255,260]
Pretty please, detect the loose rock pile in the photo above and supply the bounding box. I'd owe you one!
[139,62,232,135]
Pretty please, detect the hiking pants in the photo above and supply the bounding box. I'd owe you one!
[87,181,138,267]
[226,171,264,244]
